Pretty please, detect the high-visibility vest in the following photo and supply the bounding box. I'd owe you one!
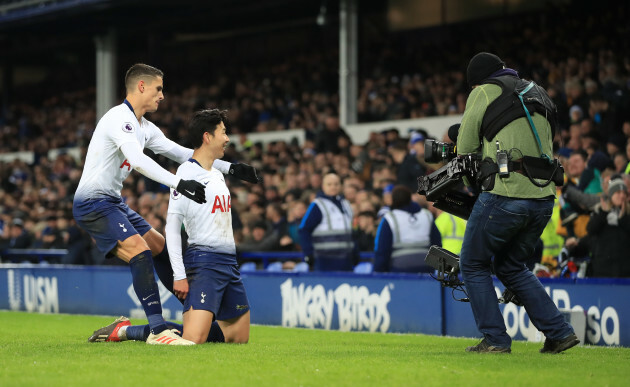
[542,199,565,258]
[383,208,433,272]
[311,197,354,270]
[435,212,467,256]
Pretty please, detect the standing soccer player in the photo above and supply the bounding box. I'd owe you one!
[88,109,250,345]
[75,64,257,345]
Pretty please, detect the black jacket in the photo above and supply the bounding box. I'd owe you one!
[582,209,630,277]
[397,153,427,192]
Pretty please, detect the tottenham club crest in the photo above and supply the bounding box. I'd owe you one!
[171,189,181,200]
[122,122,135,133]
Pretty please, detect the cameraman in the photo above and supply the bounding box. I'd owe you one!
[457,52,578,354]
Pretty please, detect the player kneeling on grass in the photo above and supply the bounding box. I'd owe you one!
[89,109,250,345]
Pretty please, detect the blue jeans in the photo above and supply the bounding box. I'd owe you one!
[460,192,574,347]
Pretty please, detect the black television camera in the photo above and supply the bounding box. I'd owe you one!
[417,124,479,220]
[417,150,480,220]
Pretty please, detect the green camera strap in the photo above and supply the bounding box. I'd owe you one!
[518,82,551,163]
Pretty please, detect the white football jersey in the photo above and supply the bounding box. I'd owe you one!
[75,103,175,200]
[168,160,236,255]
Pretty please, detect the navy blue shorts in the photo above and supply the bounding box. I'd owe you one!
[72,196,152,257]
[184,263,250,321]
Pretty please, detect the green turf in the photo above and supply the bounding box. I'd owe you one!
[0,311,628,386]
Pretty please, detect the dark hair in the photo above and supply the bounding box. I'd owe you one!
[267,202,284,216]
[391,185,412,209]
[188,109,228,149]
[125,63,164,93]
[572,149,588,161]
[252,220,268,230]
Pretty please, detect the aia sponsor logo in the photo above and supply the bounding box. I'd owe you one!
[120,159,131,171]
[211,195,231,213]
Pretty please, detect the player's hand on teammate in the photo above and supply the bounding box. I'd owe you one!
[174,279,189,301]
[176,179,207,204]
[229,163,262,184]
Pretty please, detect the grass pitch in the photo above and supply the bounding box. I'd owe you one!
[0,311,628,386]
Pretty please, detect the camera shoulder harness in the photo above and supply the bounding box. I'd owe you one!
[476,75,564,190]
[480,75,559,141]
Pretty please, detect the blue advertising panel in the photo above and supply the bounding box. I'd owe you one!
[0,265,189,321]
[244,272,443,334]
[1,265,629,346]
[443,277,630,346]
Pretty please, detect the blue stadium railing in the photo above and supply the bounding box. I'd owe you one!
[0,248,374,268]
[238,251,374,269]
[0,248,70,263]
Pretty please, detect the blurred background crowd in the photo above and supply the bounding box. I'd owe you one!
[1,0,630,278]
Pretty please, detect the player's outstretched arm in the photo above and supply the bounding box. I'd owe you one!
[120,142,206,203]
[165,212,188,301]
[155,140,260,184]
[121,142,180,188]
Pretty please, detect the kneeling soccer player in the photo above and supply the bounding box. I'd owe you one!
[89,109,250,345]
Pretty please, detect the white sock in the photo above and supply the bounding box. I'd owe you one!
[118,325,128,341]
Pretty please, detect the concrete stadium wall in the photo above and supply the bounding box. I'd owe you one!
[1,264,628,346]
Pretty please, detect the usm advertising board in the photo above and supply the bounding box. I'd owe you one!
[1,265,629,346]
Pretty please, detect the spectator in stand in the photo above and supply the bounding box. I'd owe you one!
[355,210,377,252]
[37,215,66,250]
[0,218,32,252]
[612,152,628,174]
[397,131,428,192]
[61,217,92,265]
[377,183,395,218]
[265,203,293,250]
[238,220,279,252]
[287,200,308,248]
[565,175,630,277]
[562,150,603,238]
[373,185,441,273]
[299,172,357,271]
[314,115,350,154]
[605,134,626,159]
[581,151,612,193]
[569,105,584,125]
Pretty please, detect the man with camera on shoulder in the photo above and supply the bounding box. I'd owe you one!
[457,52,578,354]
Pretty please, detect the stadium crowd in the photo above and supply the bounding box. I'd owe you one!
[1,2,630,277]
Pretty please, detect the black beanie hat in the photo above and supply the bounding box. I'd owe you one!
[467,52,505,87]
